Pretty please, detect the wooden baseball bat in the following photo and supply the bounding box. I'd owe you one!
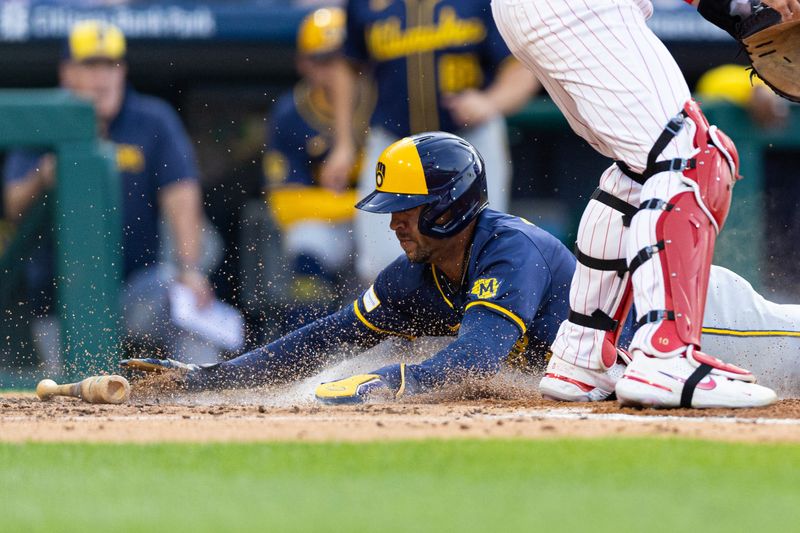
[36,375,130,404]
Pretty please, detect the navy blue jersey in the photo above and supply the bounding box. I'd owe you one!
[4,88,198,279]
[355,209,575,363]
[192,209,579,392]
[344,0,512,137]
[264,81,374,188]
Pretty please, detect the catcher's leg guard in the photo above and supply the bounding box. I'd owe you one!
[627,100,741,357]
[549,164,639,372]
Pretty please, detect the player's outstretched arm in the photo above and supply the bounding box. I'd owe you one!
[122,304,388,390]
[316,306,522,404]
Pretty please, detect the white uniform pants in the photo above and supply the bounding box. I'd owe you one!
[492,0,709,367]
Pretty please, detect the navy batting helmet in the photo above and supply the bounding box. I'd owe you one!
[356,132,488,238]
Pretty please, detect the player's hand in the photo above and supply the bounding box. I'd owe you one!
[36,154,57,188]
[319,142,355,192]
[120,357,201,374]
[315,373,394,404]
[442,90,499,128]
[178,269,214,308]
[315,363,417,404]
[761,0,800,21]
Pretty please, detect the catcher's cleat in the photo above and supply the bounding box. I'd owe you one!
[119,358,201,374]
[616,349,777,409]
[539,356,626,402]
[316,364,410,405]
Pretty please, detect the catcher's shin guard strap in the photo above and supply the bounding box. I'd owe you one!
[680,363,714,408]
[575,246,628,277]
[636,310,675,328]
[616,109,696,184]
[569,309,618,332]
[615,161,647,185]
[628,240,665,276]
[639,198,674,212]
[590,188,637,227]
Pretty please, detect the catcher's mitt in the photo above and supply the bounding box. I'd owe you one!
[738,7,800,102]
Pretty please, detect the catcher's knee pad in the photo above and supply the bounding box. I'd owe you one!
[629,100,741,353]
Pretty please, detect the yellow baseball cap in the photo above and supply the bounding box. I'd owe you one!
[66,20,126,62]
[696,64,764,106]
[297,7,345,57]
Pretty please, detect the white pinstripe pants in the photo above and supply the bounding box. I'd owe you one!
[492,0,703,368]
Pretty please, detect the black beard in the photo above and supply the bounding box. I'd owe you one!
[407,247,433,264]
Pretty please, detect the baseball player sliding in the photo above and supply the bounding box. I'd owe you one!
[121,133,799,406]
[488,0,799,409]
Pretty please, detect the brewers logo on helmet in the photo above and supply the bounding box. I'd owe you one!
[356,131,488,238]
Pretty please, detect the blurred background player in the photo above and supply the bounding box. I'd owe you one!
[320,0,540,284]
[263,7,375,326]
[2,20,220,369]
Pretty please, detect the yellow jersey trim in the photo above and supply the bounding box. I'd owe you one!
[701,327,800,338]
[465,301,527,335]
[353,301,414,340]
[430,265,454,309]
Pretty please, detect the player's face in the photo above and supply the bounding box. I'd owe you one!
[390,206,438,263]
[60,60,127,123]
[297,56,337,89]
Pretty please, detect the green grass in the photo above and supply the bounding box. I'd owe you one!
[1,439,799,532]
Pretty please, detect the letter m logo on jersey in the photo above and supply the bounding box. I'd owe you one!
[470,278,499,299]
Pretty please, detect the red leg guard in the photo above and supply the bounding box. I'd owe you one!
[600,278,634,367]
[644,101,741,352]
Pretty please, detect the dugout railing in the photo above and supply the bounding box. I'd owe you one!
[0,89,120,388]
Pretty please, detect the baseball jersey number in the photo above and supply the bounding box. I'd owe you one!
[438,53,483,94]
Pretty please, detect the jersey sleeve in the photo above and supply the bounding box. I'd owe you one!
[351,256,421,339]
[150,101,199,188]
[372,305,522,392]
[263,96,314,187]
[185,304,387,389]
[481,8,513,74]
[3,150,46,184]
[463,232,553,337]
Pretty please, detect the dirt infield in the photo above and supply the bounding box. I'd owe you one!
[5,347,800,444]
[3,392,800,444]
